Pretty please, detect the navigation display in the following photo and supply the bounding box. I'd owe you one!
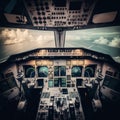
[37,66,48,77]
[23,65,35,78]
[72,66,83,77]
[84,64,97,77]
[54,66,66,76]
[54,78,66,87]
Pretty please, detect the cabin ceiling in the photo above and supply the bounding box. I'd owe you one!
[0,0,120,31]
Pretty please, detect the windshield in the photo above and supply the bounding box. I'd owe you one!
[0,28,55,62]
[66,26,120,63]
[0,26,120,63]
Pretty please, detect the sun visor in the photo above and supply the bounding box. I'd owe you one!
[4,13,27,24]
[92,11,117,24]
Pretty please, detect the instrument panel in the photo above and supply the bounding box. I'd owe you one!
[20,59,98,89]
[24,0,95,27]
[0,48,120,105]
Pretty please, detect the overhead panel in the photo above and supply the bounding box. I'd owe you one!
[0,0,120,30]
[24,0,96,28]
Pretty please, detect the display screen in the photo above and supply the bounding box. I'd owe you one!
[23,65,35,78]
[72,66,83,77]
[76,78,83,86]
[60,78,66,87]
[37,79,44,86]
[62,88,68,94]
[37,66,48,77]
[84,64,97,77]
[54,66,59,76]
[48,80,54,87]
[103,75,120,92]
[54,66,66,76]
[54,78,59,87]
[54,78,66,87]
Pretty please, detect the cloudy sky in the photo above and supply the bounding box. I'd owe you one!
[0,28,54,45]
[66,26,120,63]
[0,26,120,62]
[66,26,120,48]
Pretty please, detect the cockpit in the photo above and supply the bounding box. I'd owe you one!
[0,0,120,120]
[0,48,120,120]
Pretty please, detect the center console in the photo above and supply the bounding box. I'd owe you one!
[36,87,85,120]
